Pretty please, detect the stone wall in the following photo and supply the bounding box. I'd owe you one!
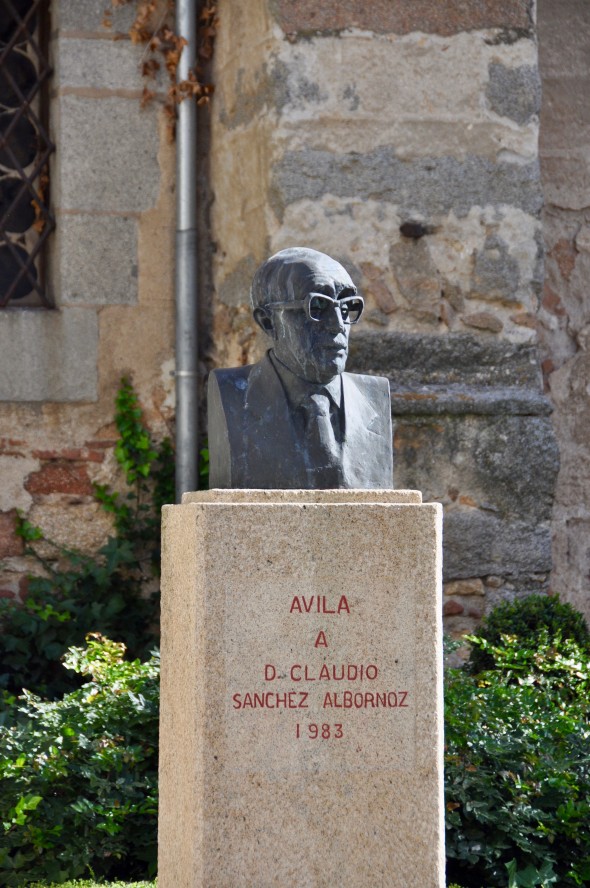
[538,0,590,622]
[3,1,582,633]
[209,0,559,638]
[0,0,175,599]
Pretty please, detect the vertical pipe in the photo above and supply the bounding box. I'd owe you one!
[175,0,198,501]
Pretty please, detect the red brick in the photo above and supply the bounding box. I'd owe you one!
[551,237,576,281]
[274,0,533,37]
[443,599,465,616]
[0,510,24,558]
[542,284,567,317]
[24,462,94,496]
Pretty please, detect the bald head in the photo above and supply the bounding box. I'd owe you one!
[250,247,358,384]
[250,248,353,310]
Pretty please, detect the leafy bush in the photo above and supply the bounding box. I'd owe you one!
[467,593,590,675]
[0,379,174,704]
[446,628,590,888]
[0,635,159,886]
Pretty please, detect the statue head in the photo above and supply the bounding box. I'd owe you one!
[250,247,363,385]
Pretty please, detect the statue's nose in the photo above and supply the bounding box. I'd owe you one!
[325,305,347,333]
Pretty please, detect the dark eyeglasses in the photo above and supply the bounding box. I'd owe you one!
[266,292,365,325]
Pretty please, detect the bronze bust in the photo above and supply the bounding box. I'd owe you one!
[208,247,393,488]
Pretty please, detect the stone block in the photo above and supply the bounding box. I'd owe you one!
[550,515,590,623]
[57,0,137,34]
[461,311,503,333]
[540,151,590,211]
[443,511,552,581]
[486,63,541,124]
[393,414,557,524]
[0,455,39,510]
[57,95,160,213]
[390,239,441,319]
[57,37,155,92]
[444,578,485,597]
[539,75,590,153]
[272,0,533,37]
[537,0,590,78]
[0,308,98,402]
[28,499,113,556]
[160,490,444,887]
[471,235,521,302]
[237,34,538,161]
[58,213,138,305]
[272,149,543,221]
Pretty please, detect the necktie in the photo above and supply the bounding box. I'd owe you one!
[300,393,343,487]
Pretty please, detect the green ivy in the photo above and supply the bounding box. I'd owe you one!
[0,379,174,704]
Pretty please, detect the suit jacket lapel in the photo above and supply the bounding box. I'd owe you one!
[341,373,387,486]
[342,372,379,443]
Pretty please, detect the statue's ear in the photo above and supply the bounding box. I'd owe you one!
[253,306,275,337]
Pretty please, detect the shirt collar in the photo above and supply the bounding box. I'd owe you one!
[269,350,343,410]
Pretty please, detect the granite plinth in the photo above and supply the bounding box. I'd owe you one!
[159,489,444,887]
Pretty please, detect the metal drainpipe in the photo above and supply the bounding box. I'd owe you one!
[175,0,199,502]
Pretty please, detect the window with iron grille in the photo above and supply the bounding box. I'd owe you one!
[0,0,55,308]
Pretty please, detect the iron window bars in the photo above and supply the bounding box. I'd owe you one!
[0,0,55,307]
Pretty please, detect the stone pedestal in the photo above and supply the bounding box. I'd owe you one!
[159,490,444,888]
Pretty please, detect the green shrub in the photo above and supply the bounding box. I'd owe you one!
[445,630,590,888]
[0,635,159,886]
[467,593,590,675]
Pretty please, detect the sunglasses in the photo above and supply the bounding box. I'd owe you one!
[265,292,365,325]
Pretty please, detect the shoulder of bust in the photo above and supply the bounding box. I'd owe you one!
[343,371,390,395]
[210,363,254,395]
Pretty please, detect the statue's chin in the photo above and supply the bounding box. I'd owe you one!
[307,351,347,384]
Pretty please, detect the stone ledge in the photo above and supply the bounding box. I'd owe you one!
[391,386,552,416]
[349,331,543,387]
[0,308,98,402]
[183,489,422,504]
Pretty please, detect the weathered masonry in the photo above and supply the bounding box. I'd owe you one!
[209,0,561,630]
[1,0,589,630]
